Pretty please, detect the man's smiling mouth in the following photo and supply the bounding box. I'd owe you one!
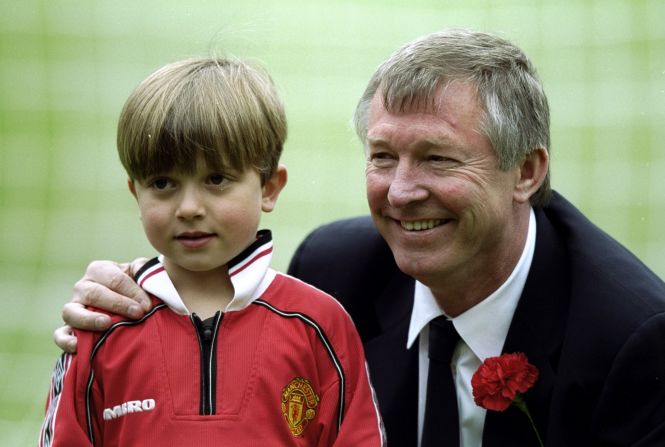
[400,219,443,231]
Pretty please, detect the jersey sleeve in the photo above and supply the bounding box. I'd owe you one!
[326,305,386,447]
[39,332,96,447]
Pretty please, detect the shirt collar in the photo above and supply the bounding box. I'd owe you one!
[407,209,537,360]
[134,229,276,315]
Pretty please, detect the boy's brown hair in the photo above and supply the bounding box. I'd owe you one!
[117,57,287,184]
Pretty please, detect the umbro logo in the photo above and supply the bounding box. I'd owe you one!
[103,398,156,421]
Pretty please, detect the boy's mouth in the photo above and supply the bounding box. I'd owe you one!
[176,231,214,239]
[175,232,216,248]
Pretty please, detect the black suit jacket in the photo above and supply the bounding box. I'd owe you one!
[288,192,665,446]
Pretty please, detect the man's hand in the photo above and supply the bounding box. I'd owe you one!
[54,259,151,353]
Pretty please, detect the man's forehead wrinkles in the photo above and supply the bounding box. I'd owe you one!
[368,119,454,141]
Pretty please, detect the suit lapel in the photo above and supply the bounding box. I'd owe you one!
[482,207,571,446]
[364,271,419,446]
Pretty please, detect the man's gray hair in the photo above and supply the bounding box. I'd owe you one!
[353,29,551,205]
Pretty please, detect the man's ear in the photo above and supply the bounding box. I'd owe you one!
[127,178,138,200]
[261,164,288,212]
[514,147,549,203]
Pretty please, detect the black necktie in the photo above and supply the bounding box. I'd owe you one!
[422,316,460,447]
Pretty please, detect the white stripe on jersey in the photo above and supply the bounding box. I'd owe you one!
[39,353,72,447]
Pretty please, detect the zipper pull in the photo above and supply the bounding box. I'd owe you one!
[192,312,222,341]
[203,326,213,342]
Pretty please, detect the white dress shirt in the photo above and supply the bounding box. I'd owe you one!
[407,209,537,447]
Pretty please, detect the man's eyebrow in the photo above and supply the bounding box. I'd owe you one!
[419,137,455,149]
[366,136,390,147]
[367,135,458,150]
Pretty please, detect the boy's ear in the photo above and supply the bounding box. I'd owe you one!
[261,164,287,212]
[128,178,138,200]
[513,147,549,203]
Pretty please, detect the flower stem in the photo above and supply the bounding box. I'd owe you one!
[513,395,544,447]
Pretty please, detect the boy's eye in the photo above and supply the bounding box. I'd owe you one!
[208,174,226,185]
[150,178,173,190]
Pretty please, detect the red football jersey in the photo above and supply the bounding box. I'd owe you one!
[40,232,385,446]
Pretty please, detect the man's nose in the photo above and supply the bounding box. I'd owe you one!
[175,186,205,219]
[387,163,428,207]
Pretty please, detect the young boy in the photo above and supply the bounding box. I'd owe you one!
[39,57,384,446]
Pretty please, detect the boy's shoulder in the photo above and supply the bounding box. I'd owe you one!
[85,294,165,325]
[257,271,353,325]
[75,296,165,344]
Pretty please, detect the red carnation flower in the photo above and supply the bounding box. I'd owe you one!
[472,352,543,446]
[471,352,539,411]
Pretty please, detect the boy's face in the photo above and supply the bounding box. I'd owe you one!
[129,155,285,276]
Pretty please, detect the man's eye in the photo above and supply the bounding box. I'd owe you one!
[371,152,391,160]
[368,152,395,165]
[369,154,397,170]
[428,155,459,165]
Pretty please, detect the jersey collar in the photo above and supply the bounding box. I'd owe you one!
[134,230,276,315]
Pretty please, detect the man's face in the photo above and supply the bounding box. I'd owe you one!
[364,81,524,291]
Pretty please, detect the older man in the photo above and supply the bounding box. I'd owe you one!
[57,30,665,446]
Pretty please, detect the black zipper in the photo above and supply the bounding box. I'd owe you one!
[191,311,223,415]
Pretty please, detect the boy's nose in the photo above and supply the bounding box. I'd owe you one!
[175,187,205,219]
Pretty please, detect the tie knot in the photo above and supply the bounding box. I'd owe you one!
[428,316,459,363]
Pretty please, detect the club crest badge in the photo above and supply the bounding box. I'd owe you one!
[281,377,320,437]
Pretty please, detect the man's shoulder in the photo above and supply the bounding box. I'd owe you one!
[539,191,665,313]
[287,217,410,339]
[261,272,354,324]
[288,216,397,280]
[542,193,663,281]
[301,216,383,246]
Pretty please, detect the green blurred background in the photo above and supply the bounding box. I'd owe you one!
[1,0,663,443]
